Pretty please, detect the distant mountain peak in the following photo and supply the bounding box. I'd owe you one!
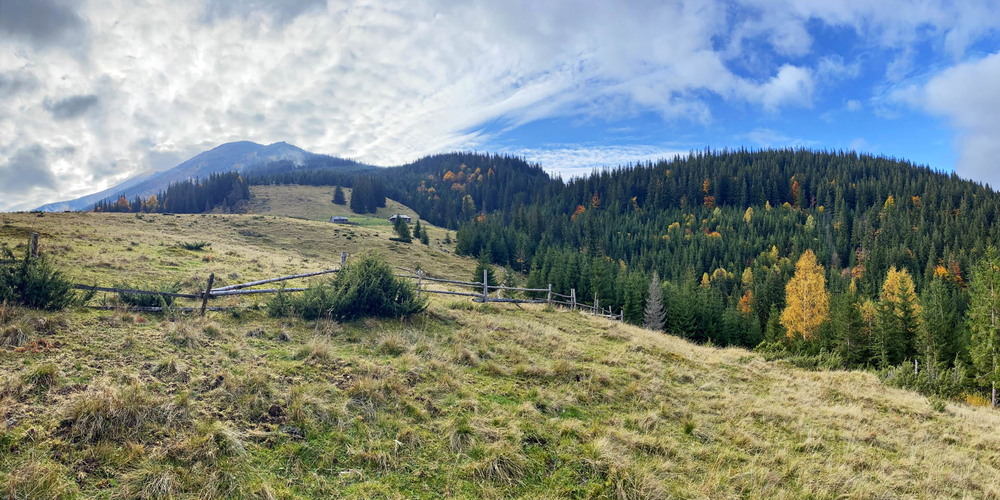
[35,140,330,212]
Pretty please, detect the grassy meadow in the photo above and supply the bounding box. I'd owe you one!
[2,198,999,499]
[247,185,416,227]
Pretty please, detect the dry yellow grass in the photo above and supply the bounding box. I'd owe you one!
[0,206,468,289]
[1,205,998,499]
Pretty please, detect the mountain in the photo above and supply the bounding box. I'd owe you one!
[36,141,321,211]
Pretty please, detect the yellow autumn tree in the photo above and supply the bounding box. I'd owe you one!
[780,249,830,340]
[881,266,922,317]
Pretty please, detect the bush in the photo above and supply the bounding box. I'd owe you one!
[117,282,181,308]
[277,252,425,320]
[266,287,293,317]
[881,361,969,399]
[178,241,211,251]
[0,246,76,310]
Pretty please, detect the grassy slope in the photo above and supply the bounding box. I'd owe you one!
[2,207,999,499]
[0,208,463,289]
[247,185,418,227]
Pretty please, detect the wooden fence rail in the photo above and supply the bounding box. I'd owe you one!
[73,284,202,299]
[211,268,339,292]
[8,234,621,321]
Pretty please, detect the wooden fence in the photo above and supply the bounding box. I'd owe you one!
[6,234,624,321]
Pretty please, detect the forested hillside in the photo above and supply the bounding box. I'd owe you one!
[262,148,996,403]
[118,148,1000,402]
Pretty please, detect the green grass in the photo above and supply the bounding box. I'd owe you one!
[2,204,999,499]
[247,185,417,227]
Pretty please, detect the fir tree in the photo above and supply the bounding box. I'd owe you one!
[920,277,959,368]
[332,185,346,205]
[968,247,1000,407]
[473,255,497,288]
[392,218,412,243]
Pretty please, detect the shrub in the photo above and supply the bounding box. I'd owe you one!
[117,282,181,308]
[881,362,969,399]
[266,287,293,317]
[178,241,211,251]
[0,246,76,310]
[290,252,425,321]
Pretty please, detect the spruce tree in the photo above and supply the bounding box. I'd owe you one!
[392,218,412,242]
[643,271,665,331]
[473,255,497,288]
[968,247,1000,407]
[920,277,957,368]
[332,185,346,205]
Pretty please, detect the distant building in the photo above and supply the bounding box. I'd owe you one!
[388,214,412,223]
[330,216,349,223]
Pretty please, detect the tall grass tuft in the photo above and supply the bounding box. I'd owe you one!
[4,458,79,500]
[1,325,28,348]
[60,380,176,443]
[469,441,527,486]
[114,461,183,500]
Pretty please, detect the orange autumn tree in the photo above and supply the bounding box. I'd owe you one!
[780,249,830,340]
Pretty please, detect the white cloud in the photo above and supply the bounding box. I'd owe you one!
[747,64,815,111]
[506,145,689,180]
[741,128,817,149]
[0,0,999,210]
[920,52,1000,188]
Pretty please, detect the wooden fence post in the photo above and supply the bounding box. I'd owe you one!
[340,252,347,266]
[620,308,624,322]
[547,284,552,305]
[201,273,215,317]
[483,269,489,302]
[594,293,599,316]
[29,232,39,258]
[571,289,576,311]
[417,269,423,299]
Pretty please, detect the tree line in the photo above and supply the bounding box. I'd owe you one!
[92,172,251,214]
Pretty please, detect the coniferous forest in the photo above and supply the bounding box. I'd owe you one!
[97,148,1000,401]
[344,148,997,402]
[92,172,251,214]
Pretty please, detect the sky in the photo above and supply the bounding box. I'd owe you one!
[1,0,999,211]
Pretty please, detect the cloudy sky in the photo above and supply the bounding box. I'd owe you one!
[1,0,999,211]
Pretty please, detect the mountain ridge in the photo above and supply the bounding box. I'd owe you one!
[35,141,322,211]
